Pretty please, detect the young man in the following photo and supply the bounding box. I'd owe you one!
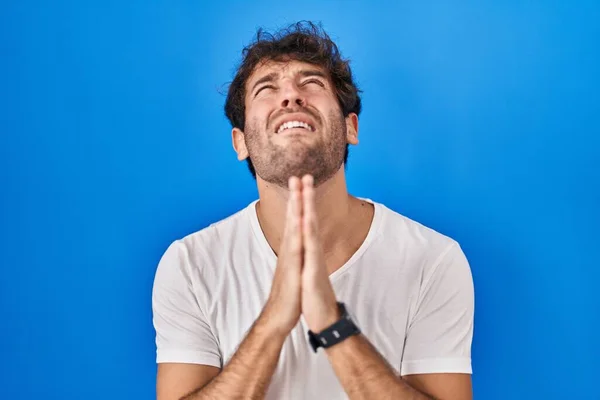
[153,22,474,400]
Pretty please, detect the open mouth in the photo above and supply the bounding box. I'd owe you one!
[276,120,315,134]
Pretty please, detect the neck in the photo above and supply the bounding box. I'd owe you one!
[255,165,354,256]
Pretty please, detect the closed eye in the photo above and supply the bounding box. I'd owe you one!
[302,79,325,87]
[255,85,276,96]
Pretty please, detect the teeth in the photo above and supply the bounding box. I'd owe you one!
[277,120,313,133]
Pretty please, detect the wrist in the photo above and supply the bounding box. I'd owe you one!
[307,302,341,333]
[307,302,361,353]
[255,309,294,342]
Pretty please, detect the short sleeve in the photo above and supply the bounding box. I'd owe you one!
[400,242,474,376]
[152,241,222,368]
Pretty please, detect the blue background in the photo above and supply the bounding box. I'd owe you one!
[1,1,598,399]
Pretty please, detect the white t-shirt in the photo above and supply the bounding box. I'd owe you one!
[152,199,474,399]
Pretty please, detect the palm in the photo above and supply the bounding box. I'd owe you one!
[300,175,339,333]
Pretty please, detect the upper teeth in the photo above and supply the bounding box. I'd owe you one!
[277,120,313,133]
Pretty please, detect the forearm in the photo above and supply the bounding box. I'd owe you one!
[325,334,435,400]
[182,317,285,400]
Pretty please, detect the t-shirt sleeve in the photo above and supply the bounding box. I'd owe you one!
[152,240,222,368]
[400,242,474,376]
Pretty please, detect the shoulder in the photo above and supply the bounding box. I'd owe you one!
[374,201,458,253]
[182,201,254,254]
[371,200,472,296]
[155,201,256,282]
[370,201,468,279]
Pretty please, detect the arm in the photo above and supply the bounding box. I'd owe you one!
[153,241,226,400]
[156,311,288,400]
[323,242,474,399]
[179,315,286,400]
[157,364,220,400]
[155,177,306,399]
[324,333,471,400]
[299,176,474,400]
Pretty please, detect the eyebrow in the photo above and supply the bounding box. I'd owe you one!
[298,69,328,80]
[250,69,329,94]
[250,72,279,94]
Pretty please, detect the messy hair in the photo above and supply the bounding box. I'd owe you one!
[224,21,362,177]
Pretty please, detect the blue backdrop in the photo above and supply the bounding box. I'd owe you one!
[1,1,598,399]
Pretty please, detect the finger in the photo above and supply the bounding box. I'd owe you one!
[301,175,321,264]
[284,176,303,260]
[284,176,299,238]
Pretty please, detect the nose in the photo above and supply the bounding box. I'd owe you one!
[280,81,305,108]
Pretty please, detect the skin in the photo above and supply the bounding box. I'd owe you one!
[157,59,472,400]
[238,60,350,189]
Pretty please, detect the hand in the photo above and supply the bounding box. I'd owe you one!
[259,176,304,337]
[300,175,340,333]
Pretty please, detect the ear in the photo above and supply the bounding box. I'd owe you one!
[232,127,249,160]
[345,113,359,145]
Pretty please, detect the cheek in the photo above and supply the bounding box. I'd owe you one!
[247,104,271,128]
[315,96,341,119]
[245,116,270,144]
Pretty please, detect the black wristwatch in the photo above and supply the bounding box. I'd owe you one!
[307,302,361,353]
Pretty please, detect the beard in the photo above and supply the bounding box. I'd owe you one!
[244,109,347,189]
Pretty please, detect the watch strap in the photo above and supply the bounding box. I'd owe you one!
[307,302,361,353]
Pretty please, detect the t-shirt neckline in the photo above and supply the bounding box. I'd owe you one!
[247,197,383,280]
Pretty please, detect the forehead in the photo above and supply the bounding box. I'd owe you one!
[246,59,329,89]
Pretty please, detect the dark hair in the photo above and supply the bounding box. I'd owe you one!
[224,21,362,178]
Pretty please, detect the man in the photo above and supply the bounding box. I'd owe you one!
[153,22,474,400]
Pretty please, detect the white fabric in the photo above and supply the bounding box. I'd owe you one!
[152,199,474,399]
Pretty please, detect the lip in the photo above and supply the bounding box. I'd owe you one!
[279,127,312,136]
[273,113,317,134]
